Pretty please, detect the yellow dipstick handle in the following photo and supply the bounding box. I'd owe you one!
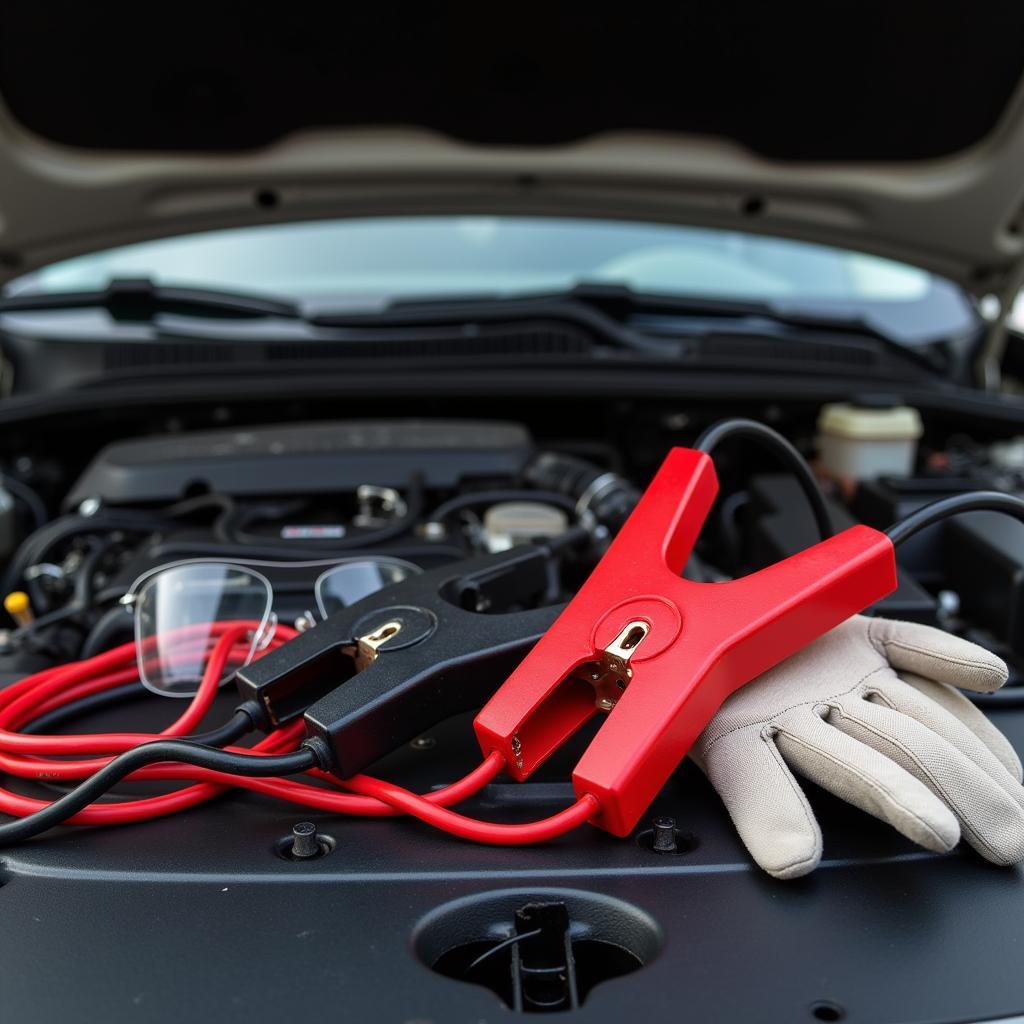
[4,591,34,628]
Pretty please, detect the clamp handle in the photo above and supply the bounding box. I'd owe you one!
[474,448,898,836]
[235,545,567,776]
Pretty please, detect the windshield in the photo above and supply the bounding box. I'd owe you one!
[7,217,975,344]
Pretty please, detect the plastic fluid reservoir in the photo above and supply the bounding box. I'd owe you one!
[482,501,568,552]
[817,401,922,482]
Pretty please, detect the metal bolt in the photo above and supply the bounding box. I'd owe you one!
[290,821,321,858]
[651,816,678,854]
[77,497,102,518]
[410,736,436,751]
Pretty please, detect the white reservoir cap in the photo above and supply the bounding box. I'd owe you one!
[482,501,568,552]
[818,403,922,441]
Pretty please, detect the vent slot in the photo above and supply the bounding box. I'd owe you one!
[267,322,593,362]
[698,335,878,368]
[102,320,593,371]
[104,343,237,370]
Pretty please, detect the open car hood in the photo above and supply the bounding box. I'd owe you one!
[1,7,1024,300]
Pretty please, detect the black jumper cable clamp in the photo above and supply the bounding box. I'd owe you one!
[234,544,567,778]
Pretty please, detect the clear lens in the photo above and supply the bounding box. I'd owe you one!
[134,563,273,697]
[314,558,420,618]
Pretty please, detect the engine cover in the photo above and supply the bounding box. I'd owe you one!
[64,420,534,507]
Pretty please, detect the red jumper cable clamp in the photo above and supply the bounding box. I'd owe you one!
[473,447,898,837]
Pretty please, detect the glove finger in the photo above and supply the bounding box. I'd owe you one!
[831,694,1024,865]
[890,672,1024,787]
[869,618,1007,693]
[774,709,959,854]
[702,727,822,879]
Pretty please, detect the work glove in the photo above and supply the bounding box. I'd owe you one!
[692,615,1024,879]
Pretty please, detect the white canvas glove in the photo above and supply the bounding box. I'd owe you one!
[692,615,1024,879]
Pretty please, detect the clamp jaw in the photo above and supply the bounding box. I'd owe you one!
[235,544,566,777]
[473,447,898,837]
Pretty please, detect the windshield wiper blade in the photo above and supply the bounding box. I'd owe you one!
[560,284,948,368]
[563,283,899,342]
[314,282,892,341]
[0,278,300,321]
[315,282,950,370]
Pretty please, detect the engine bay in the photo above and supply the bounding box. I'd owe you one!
[6,404,1024,689]
[3,399,1024,1022]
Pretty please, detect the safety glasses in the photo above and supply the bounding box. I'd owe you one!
[121,556,420,697]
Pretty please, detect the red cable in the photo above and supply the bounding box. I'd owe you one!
[342,772,601,844]
[0,622,273,752]
[0,624,596,844]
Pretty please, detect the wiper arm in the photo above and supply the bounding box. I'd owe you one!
[318,282,951,369]
[561,283,896,343]
[568,284,944,369]
[314,282,892,341]
[319,282,950,372]
[0,278,300,322]
[308,283,690,356]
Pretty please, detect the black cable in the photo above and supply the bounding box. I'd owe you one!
[9,537,125,634]
[0,740,317,845]
[884,492,1024,706]
[170,492,236,520]
[24,685,254,743]
[70,537,117,609]
[428,489,578,523]
[130,539,468,566]
[81,605,134,659]
[22,683,145,734]
[187,707,257,746]
[11,603,83,638]
[24,697,255,802]
[717,488,751,571]
[1,476,47,530]
[694,418,833,543]
[885,491,1024,547]
[212,498,299,545]
[3,514,158,600]
[3,492,241,600]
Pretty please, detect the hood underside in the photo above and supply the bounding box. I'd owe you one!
[1,6,1024,295]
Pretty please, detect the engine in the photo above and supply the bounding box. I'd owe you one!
[5,404,1024,700]
[0,419,637,677]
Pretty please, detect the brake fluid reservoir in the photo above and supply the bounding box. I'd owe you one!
[818,401,922,482]
[482,502,568,552]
